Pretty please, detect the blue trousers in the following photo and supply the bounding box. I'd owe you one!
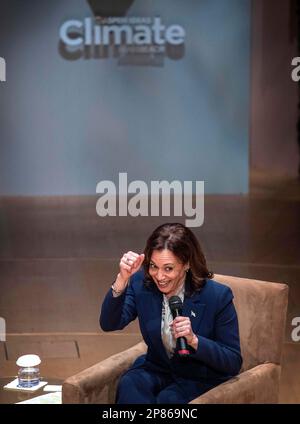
[116,365,215,404]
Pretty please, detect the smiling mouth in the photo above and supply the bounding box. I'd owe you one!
[157,280,170,288]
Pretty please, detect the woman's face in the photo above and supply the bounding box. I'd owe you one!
[148,249,188,298]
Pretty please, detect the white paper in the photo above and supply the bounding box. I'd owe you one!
[3,378,48,392]
[16,392,62,404]
[43,385,62,392]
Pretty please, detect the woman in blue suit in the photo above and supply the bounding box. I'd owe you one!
[100,223,242,404]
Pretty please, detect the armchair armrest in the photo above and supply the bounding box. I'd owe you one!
[62,341,147,404]
[189,363,281,404]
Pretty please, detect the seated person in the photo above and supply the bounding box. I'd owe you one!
[100,222,242,404]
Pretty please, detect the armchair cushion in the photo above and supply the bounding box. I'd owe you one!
[189,363,280,404]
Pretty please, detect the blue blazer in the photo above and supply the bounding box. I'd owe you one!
[100,270,242,385]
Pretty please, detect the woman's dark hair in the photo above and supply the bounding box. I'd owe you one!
[143,223,213,293]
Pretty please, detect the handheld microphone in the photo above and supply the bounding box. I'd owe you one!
[169,296,190,357]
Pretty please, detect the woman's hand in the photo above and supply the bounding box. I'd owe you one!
[114,251,145,291]
[170,316,198,350]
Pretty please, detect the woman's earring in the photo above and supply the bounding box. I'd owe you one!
[186,268,189,273]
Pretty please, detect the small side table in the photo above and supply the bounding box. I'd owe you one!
[0,377,62,404]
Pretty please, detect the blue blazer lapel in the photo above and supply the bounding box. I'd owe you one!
[182,296,206,332]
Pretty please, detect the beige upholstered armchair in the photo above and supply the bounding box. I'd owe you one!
[62,274,288,404]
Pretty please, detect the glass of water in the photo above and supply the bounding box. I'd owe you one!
[16,354,41,388]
